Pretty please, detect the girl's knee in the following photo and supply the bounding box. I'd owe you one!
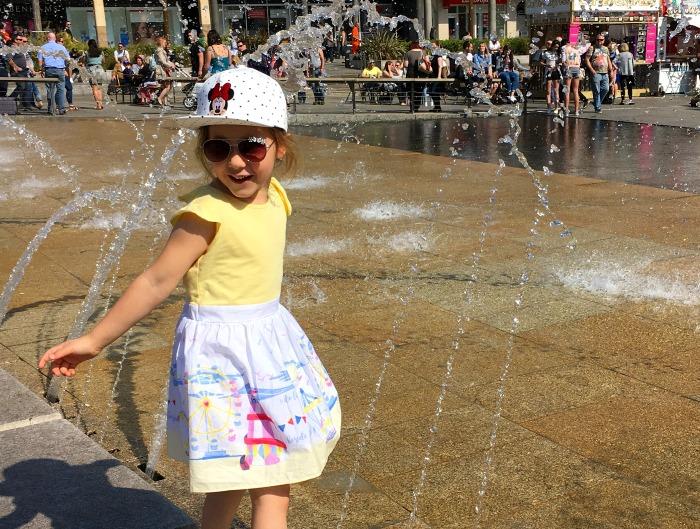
[250,484,290,506]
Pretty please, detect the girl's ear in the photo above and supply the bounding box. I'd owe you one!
[275,143,287,160]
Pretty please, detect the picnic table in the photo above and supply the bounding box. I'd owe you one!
[0,77,60,114]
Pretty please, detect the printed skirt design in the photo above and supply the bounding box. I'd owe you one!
[167,299,341,492]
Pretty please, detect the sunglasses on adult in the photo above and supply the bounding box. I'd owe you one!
[202,138,273,163]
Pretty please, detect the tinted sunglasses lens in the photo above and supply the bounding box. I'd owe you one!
[202,139,230,162]
[238,140,267,162]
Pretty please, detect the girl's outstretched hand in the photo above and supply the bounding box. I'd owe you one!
[38,336,101,377]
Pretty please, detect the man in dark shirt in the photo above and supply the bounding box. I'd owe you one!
[0,30,9,97]
[7,33,34,109]
[188,32,204,77]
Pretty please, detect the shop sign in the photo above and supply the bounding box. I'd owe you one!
[129,9,163,23]
[443,0,506,6]
[572,12,658,20]
[247,7,267,19]
[572,0,660,12]
[645,22,657,62]
[269,8,288,18]
[525,0,571,16]
[665,0,700,15]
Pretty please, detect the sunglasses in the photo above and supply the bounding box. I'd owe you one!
[202,138,273,163]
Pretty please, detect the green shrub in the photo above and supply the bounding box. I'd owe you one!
[361,31,409,61]
[503,37,529,55]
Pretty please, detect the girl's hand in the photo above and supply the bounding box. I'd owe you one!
[38,335,101,377]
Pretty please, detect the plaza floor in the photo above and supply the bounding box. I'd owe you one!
[0,109,698,528]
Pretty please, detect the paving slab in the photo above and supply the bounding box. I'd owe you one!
[0,368,59,432]
[0,413,194,529]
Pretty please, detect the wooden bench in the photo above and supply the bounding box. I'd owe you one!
[0,77,60,114]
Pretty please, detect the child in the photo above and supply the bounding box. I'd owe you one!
[39,66,341,529]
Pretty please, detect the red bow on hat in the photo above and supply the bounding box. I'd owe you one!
[210,82,233,101]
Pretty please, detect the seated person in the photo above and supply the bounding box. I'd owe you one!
[361,59,383,100]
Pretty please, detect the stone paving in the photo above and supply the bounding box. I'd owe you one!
[0,104,698,528]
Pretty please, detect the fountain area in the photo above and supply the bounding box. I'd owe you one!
[0,116,698,528]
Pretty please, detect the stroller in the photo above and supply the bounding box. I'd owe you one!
[182,79,202,110]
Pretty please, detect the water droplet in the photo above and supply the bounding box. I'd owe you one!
[461,123,470,130]
[549,219,563,227]
[560,229,572,238]
[549,144,560,153]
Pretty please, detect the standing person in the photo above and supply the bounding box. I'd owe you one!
[63,20,73,39]
[616,42,635,105]
[541,41,561,114]
[6,33,34,110]
[38,31,69,115]
[308,46,325,105]
[114,42,130,69]
[0,30,9,97]
[585,33,613,114]
[83,38,105,109]
[39,66,341,529]
[340,26,347,57]
[323,31,336,63]
[429,49,449,112]
[562,40,586,116]
[607,40,619,103]
[57,33,77,110]
[203,29,232,75]
[351,21,361,55]
[404,40,425,111]
[154,35,176,106]
[189,31,205,78]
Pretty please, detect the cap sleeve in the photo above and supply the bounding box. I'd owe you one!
[170,185,228,226]
[270,177,292,216]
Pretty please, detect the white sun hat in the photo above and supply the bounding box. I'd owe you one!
[178,66,288,131]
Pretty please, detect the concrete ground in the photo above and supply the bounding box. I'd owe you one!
[0,83,698,528]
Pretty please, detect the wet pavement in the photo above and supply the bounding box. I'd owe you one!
[0,113,698,529]
[298,114,700,193]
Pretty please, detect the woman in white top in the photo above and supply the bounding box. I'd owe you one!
[561,40,588,116]
[540,42,561,113]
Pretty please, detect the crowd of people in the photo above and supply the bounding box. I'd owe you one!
[0,20,651,116]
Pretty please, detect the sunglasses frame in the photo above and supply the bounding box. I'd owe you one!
[202,137,275,164]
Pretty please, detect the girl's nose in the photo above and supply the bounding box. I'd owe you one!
[226,152,248,171]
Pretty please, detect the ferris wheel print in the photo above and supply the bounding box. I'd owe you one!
[187,367,239,437]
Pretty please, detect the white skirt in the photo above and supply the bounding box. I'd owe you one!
[167,299,341,492]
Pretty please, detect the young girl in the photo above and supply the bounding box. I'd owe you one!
[39,66,341,529]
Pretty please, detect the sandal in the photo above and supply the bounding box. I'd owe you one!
[96,102,104,110]
[68,105,78,111]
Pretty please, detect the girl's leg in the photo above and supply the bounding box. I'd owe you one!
[546,79,552,108]
[250,484,290,529]
[572,78,580,113]
[201,490,246,529]
[627,76,634,102]
[552,79,560,107]
[564,78,571,111]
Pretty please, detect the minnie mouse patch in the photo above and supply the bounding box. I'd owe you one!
[208,82,234,115]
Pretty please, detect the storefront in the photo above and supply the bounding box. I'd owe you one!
[527,0,661,63]
[661,0,700,58]
[66,6,185,45]
[437,0,508,40]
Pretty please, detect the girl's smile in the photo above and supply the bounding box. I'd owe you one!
[205,125,285,205]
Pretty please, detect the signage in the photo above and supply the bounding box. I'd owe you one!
[644,21,656,62]
[269,7,288,18]
[443,0,507,6]
[568,22,581,42]
[572,0,660,12]
[665,0,700,15]
[247,7,266,19]
[525,0,572,15]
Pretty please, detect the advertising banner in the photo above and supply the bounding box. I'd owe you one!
[645,22,657,62]
[572,0,660,12]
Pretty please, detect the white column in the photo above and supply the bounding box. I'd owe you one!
[424,0,433,38]
[92,0,108,46]
[198,0,211,33]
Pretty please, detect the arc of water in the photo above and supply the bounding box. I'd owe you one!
[46,129,191,403]
[336,283,416,529]
[473,112,576,524]
[408,159,502,524]
[0,186,125,326]
[0,116,82,192]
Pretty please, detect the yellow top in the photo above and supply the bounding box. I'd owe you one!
[171,178,292,306]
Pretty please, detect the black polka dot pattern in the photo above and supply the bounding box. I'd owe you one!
[178,66,288,131]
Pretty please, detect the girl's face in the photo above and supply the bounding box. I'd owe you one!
[205,125,286,205]
[479,43,487,53]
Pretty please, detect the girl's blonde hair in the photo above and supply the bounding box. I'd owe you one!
[619,43,629,52]
[195,126,298,179]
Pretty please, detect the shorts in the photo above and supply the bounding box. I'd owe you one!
[546,69,561,81]
[565,67,582,79]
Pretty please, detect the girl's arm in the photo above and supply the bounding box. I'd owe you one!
[203,48,212,73]
[39,213,215,377]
